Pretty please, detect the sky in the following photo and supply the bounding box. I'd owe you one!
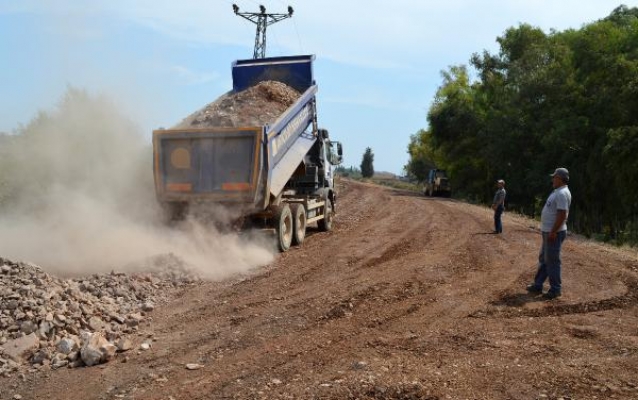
[1,0,636,175]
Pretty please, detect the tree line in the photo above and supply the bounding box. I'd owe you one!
[405,5,638,245]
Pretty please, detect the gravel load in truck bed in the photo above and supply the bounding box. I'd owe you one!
[173,80,302,129]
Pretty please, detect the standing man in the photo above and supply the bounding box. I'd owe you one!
[492,179,506,234]
[526,168,572,299]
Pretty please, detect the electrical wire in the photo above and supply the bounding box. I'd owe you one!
[271,0,304,54]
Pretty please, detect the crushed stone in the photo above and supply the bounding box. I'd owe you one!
[0,255,200,375]
[173,80,301,128]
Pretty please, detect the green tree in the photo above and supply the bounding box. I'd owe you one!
[427,65,487,198]
[405,129,436,182]
[407,6,638,243]
[360,147,374,178]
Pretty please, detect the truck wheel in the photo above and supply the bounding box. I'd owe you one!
[273,204,293,252]
[162,202,188,223]
[290,203,307,246]
[317,198,333,232]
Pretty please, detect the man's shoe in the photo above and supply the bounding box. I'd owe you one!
[526,285,542,294]
[542,291,561,300]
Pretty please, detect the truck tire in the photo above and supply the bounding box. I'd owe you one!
[290,203,307,246]
[317,198,333,232]
[273,204,293,252]
[162,202,188,223]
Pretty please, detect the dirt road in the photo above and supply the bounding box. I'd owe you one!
[3,179,638,399]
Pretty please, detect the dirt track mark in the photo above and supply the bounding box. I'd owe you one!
[474,273,638,318]
[360,236,422,269]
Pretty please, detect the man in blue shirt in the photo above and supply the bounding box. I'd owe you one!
[526,168,572,299]
[491,179,506,233]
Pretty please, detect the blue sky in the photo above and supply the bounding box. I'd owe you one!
[1,0,636,174]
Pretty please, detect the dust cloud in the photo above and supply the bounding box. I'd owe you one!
[0,87,274,279]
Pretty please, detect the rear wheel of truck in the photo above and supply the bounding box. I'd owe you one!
[162,202,188,223]
[290,203,307,246]
[273,204,293,252]
[317,198,333,232]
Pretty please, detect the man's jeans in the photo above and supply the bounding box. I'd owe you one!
[494,205,504,233]
[533,230,566,293]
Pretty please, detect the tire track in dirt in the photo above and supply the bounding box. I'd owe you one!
[479,272,638,318]
[426,197,638,323]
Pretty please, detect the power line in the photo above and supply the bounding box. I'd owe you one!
[273,0,304,54]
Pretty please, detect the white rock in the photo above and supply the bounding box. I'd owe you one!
[2,333,39,361]
[19,321,37,335]
[80,332,113,366]
[115,338,133,352]
[88,316,104,331]
[56,337,78,355]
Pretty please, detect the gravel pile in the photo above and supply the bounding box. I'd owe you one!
[0,255,200,375]
[174,80,301,128]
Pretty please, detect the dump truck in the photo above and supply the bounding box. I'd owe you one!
[152,54,343,251]
[423,168,451,197]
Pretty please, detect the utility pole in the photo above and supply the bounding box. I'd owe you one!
[232,4,294,59]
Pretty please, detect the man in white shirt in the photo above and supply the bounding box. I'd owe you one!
[526,168,572,299]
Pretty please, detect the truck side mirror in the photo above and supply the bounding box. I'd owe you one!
[329,142,343,165]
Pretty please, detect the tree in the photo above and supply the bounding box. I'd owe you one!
[409,6,638,243]
[405,129,436,182]
[427,65,487,198]
[360,147,374,178]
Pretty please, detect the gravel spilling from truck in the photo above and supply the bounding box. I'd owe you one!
[0,255,200,375]
[174,80,301,128]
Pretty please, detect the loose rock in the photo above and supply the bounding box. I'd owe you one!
[174,80,301,129]
[0,255,200,375]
